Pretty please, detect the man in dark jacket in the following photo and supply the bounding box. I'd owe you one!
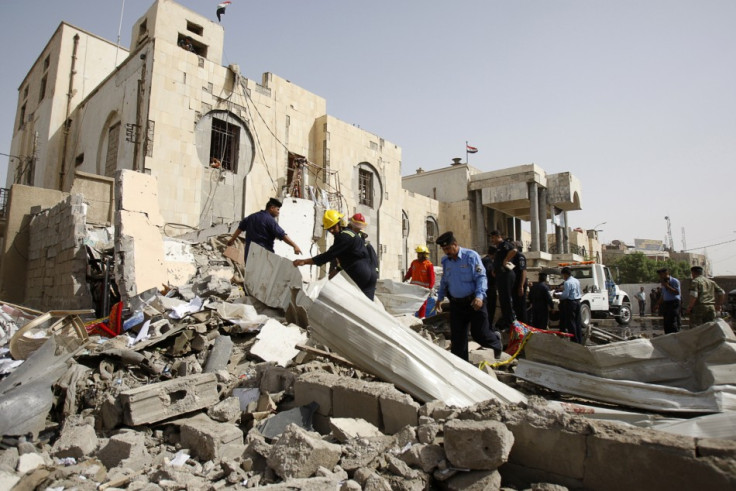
[529,272,554,329]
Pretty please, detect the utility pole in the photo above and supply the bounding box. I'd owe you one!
[681,227,687,251]
[664,216,674,251]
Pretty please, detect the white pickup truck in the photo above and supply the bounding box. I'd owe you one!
[549,261,632,337]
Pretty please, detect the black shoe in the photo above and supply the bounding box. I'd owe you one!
[493,349,503,359]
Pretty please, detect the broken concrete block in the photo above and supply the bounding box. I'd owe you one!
[259,365,296,394]
[332,378,393,429]
[293,371,341,416]
[207,397,242,423]
[119,373,219,425]
[257,403,318,440]
[51,423,98,459]
[385,454,420,480]
[250,320,307,367]
[399,443,446,473]
[202,335,233,373]
[445,469,501,490]
[330,418,384,443]
[16,452,45,473]
[417,422,441,444]
[340,437,392,472]
[341,480,362,491]
[444,419,514,470]
[97,431,149,470]
[507,420,587,480]
[180,416,244,461]
[267,424,342,479]
[379,389,419,434]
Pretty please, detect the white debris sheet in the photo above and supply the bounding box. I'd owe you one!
[250,319,307,367]
[303,273,526,407]
[245,244,304,310]
[516,320,736,413]
[374,279,430,316]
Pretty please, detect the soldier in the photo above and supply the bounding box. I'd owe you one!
[685,266,725,327]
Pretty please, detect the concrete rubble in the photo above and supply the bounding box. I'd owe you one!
[0,178,735,489]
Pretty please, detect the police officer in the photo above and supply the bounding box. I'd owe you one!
[489,231,517,330]
[481,245,498,329]
[293,210,378,300]
[529,272,554,329]
[556,266,583,343]
[435,231,502,361]
[657,267,681,334]
[227,198,302,262]
[511,241,528,323]
[685,266,725,327]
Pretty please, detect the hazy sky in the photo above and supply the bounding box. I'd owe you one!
[1,0,734,274]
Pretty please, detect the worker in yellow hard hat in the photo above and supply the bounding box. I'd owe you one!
[293,210,378,300]
[403,245,435,318]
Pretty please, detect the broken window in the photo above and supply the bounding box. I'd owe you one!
[210,117,239,172]
[359,169,373,208]
[105,123,121,177]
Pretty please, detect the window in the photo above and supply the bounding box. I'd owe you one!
[75,153,84,166]
[210,117,240,172]
[43,55,50,71]
[105,123,121,177]
[186,21,204,36]
[18,104,26,129]
[22,86,28,99]
[39,75,47,102]
[359,169,373,207]
[177,33,208,58]
[402,211,409,238]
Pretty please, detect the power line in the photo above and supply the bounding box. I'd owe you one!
[682,238,736,251]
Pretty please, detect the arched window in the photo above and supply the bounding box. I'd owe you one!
[426,216,439,264]
[195,110,254,174]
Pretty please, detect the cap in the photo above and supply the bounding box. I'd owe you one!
[436,231,456,247]
[691,265,704,274]
[656,267,669,273]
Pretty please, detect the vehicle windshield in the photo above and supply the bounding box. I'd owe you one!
[570,267,592,280]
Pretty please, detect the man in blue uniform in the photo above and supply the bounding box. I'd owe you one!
[227,198,302,262]
[435,231,502,361]
[556,266,583,343]
[657,267,681,334]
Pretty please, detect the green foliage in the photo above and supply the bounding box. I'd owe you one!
[612,253,690,283]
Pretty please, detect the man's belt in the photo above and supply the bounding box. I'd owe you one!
[449,294,475,304]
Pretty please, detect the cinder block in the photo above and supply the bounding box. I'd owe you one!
[332,379,392,429]
[379,389,419,434]
[51,424,98,459]
[444,419,514,470]
[293,371,341,416]
[119,373,219,425]
[507,420,587,479]
[180,416,244,461]
[98,431,149,470]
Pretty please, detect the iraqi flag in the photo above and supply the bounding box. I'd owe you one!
[466,144,478,154]
[217,1,231,22]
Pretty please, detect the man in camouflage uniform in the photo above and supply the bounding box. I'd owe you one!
[685,266,725,326]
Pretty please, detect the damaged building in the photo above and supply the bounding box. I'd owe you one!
[1,1,735,489]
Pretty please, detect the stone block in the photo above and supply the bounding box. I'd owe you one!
[51,424,98,459]
[583,422,736,491]
[259,365,296,394]
[697,438,736,458]
[379,389,419,434]
[98,431,149,470]
[399,443,445,473]
[293,371,341,416]
[267,424,342,479]
[332,378,392,429]
[119,373,219,425]
[445,469,501,491]
[16,452,45,473]
[180,416,244,461]
[444,419,514,470]
[207,397,242,423]
[507,420,587,479]
[329,418,384,443]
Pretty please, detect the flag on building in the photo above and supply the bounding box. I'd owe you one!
[466,144,478,154]
[217,1,231,22]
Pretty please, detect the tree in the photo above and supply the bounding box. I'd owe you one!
[612,252,690,283]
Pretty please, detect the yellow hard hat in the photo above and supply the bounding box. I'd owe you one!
[416,245,429,254]
[323,209,344,229]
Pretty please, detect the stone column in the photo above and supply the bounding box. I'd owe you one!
[515,218,522,243]
[563,211,570,254]
[539,187,548,253]
[554,207,563,254]
[528,182,539,252]
[474,190,486,252]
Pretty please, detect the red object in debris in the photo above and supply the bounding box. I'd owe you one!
[505,320,573,355]
[108,302,124,336]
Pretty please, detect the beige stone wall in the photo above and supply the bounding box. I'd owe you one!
[70,172,114,225]
[25,194,93,311]
[401,190,441,273]
[403,165,475,203]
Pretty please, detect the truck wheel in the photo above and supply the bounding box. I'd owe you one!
[580,303,592,329]
[616,303,632,325]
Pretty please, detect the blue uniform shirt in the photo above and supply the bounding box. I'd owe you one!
[560,275,582,300]
[437,247,487,302]
[661,276,681,301]
[240,209,286,258]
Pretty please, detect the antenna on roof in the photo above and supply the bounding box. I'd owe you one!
[115,0,126,66]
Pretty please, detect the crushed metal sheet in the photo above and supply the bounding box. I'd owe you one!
[516,359,736,413]
[374,279,430,316]
[244,244,304,310]
[303,273,526,407]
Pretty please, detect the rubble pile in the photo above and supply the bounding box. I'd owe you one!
[1,236,735,490]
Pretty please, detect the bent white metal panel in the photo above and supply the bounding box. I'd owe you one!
[374,279,430,316]
[306,273,526,407]
[516,359,736,413]
[245,244,304,310]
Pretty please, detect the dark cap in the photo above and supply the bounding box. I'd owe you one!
[691,265,704,274]
[266,198,283,209]
[561,266,572,275]
[436,231,456,247]
[656,267,669,273]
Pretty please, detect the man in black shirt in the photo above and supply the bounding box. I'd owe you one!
[490,231,517,330]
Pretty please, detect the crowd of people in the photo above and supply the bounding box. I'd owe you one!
[227,201,727,363]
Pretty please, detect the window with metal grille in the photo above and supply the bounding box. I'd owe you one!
[210,117,240,172]
[402,210,409,238]
[359,169,373,207]
[105,123,120,177]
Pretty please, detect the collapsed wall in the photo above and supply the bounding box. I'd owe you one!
[24,195,93,311]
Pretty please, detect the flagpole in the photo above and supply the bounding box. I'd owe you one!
[465,140,468,164]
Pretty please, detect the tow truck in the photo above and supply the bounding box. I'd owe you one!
[548,261,632,339]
